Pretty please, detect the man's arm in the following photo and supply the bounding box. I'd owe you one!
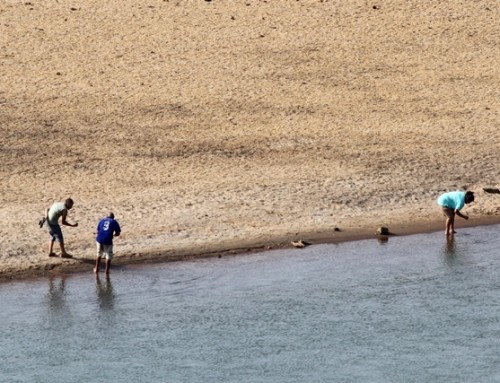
[455,210,469,220]
[61,210,78,227]
[114,222,121,237]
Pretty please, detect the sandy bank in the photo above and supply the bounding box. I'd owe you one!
[1,0,499,281]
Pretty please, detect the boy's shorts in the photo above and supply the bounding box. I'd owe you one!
[48,224,64,243]
[441,207,456,218]
[96,242,113,260]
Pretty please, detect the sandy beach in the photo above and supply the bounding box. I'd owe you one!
[1,0,499,281]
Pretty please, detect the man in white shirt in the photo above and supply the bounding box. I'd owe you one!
[44,198,78,258]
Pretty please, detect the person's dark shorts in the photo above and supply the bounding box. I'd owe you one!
[48,223,64,243]
[441,207,456,218]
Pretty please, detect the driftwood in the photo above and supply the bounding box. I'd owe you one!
[483,188,500,194]
[291,240,311,248]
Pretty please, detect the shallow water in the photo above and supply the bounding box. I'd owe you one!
[2,225,500,383]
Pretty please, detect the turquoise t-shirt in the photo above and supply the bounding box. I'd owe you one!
[437,191,466,210]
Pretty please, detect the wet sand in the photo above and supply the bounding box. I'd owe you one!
[1,0,499,281]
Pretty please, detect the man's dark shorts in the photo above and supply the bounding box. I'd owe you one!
[441,207,456,219]
[48,223,64,243]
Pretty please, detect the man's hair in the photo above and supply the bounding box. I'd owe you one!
[465,191,475,203]
[108,212,115,219]
[65,198,74,207]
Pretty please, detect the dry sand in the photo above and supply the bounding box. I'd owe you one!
[1,0,499,280]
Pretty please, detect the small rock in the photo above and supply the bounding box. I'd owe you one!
[376,227,389,235]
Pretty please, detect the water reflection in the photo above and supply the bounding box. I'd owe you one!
[377,235,389,245]
[95,275,115,311]
[44,275,73,331]
[46,275,68,312]
[444,235,456,256]
[441,236,470,269]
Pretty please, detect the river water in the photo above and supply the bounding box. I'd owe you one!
[2,225,500,383]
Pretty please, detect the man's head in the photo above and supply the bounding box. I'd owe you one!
[108,212,115,219]
[64,198,74,210]
[465,191,475,204]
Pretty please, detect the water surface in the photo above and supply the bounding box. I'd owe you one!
[2,225,500,382]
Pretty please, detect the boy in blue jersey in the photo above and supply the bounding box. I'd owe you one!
[437,191,475,236]
[94,212,121,275]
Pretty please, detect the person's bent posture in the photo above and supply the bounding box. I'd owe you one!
[94,212,121,275]
[437,191,474,236]
[45,198,78,258]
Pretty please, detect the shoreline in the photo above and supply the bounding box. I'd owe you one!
[3,214,499,284]
[2,0,499,285]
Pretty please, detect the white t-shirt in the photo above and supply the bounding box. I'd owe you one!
[48,202,66,225]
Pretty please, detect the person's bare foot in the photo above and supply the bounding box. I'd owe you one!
[48,252,57,257]
[61,253,73,259]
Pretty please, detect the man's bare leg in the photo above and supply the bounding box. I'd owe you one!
[59,242,72,258]
[105,259,111,275]
[48,240,57,257]
[445,216,456,236]
[94,256,101,273]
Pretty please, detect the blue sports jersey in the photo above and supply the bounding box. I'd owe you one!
[96,217,121,245]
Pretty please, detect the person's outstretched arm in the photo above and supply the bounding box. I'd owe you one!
[61,210,78,227]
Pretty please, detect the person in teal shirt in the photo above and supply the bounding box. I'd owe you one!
[437,191,475,236]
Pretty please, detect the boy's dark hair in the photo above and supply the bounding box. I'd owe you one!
[465,191,475,203]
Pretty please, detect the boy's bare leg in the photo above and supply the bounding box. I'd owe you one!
[59,242,72,258]
[48,240,57,257]
[445,216,456,236]
[94,256,101,273]
[105,259,111,275]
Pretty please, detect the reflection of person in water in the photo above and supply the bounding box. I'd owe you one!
[47,275,67,311]
[445,236,455,256]
[442,235,464,268]
[45,276,72,330]
[95,275,115,311]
